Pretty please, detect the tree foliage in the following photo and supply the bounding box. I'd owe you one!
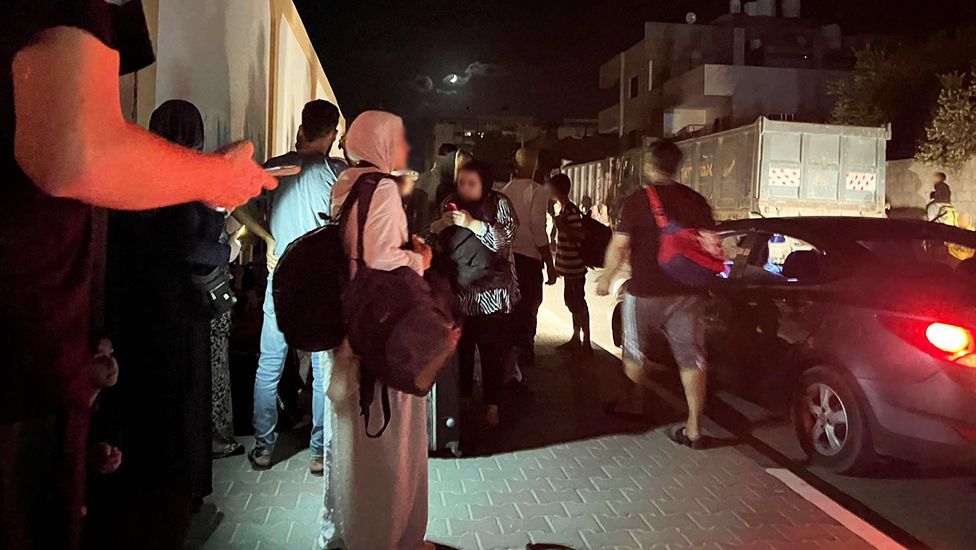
[828,44,892,127]
[829,27,976,157]
[916,70,976,170]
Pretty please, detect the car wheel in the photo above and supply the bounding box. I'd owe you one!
[792,366,876,474]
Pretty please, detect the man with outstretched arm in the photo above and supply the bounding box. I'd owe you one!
[1,3,276,548]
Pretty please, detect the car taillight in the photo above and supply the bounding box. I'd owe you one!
[882,316,976,368]
[926,323,973,356]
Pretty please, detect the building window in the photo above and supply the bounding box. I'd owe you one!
[648,60,654,91]
[629,75,639,99]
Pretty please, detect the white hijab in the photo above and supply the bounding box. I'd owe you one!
[331,111,405,216]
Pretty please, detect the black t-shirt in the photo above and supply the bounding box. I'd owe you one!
[616,182,715,297]
[0,1,154,422]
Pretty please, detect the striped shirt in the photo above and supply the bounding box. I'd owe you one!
[555,201,587,278]
[433,193,522,317]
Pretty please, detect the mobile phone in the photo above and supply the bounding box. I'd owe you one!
[265,165,300,176]
[447,202,459,212]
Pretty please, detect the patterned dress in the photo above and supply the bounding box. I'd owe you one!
[210,228,239,455]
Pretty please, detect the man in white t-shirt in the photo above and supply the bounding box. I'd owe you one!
[499,148,557,367]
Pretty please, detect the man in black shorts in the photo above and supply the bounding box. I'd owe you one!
[548,174,591,353]
[597,140,715,448]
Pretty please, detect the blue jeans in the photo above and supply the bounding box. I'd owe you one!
[253,281,332,458]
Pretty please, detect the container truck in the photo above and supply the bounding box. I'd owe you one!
[560,117,890,224]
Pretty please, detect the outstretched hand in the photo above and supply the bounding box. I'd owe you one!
[209,141,278,210]
[698,230,724,258]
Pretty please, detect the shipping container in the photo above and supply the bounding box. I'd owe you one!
[560,118,888,226]
[561,148,642,225]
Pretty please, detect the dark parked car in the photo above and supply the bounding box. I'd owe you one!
[611,217,976,474]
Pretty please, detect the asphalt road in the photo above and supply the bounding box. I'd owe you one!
[541,271,976,550]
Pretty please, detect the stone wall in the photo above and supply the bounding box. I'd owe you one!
[886,158,976,220]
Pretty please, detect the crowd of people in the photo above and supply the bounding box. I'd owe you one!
[0,3,721,549]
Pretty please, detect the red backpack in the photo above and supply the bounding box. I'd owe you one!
[644,185,725,287]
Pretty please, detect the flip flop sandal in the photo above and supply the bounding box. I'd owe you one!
[668,425,704,450]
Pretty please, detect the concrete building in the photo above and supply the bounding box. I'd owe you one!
[120,0,344,160]
[599,1,850,144]
[431,115,598,164]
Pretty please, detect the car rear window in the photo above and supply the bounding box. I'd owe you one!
[859,238,976,277]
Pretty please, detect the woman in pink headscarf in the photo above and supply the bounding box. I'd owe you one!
[325,111,435,550]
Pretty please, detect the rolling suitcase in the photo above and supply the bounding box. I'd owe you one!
[427,354,461,456]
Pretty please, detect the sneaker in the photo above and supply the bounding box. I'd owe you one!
[211,441,245,460]
[247,448,272,470]
[309,457,324,476]
[317,533,345,550]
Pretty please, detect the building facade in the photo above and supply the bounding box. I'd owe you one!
[430,115,598,164]
[599,3,850,144]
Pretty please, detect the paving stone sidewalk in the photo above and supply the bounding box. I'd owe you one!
[190,429,871,549]
[188,297,874,549]
[424,433,871,550]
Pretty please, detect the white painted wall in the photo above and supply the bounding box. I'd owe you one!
[273,19,312,158]
[154,0,272,154]
[664,108,708,136]
[887,158,976,220]
[128,0,344,161]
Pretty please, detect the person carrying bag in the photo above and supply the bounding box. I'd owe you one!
[340,172,458,436]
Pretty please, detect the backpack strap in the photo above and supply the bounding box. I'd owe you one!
[359,375,392,439]
[643,185,670,230]
[340,171,395,438]
[339,172,394,269]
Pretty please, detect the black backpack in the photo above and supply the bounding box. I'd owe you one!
[580,212,613,268]
[272,227,346,353]
[272,172,391,352]
[435,226,511,290]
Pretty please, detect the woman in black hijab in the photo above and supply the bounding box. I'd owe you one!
[88,100,228,548]
[429,159,520,427]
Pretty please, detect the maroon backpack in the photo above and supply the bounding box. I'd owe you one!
[340,174,459,437]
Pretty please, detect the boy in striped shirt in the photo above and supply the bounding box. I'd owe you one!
[548,174,592,353]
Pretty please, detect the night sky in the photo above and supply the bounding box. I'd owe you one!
[295,0,976,159]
